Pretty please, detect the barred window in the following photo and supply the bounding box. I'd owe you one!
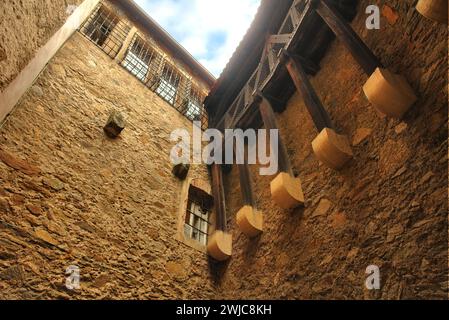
[122,35,159,82]
[184,186,213,246]
[156,64,181,105]
[186,87,203,121]
[80,5,130,58]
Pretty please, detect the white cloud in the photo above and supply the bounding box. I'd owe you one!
[134,0,260,77]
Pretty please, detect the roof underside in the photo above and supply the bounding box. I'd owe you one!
[204,0,293,118]
[115,0,216,87]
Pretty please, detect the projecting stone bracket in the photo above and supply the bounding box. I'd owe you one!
[270,172,304,210]
[312,128,353,170]
[172,163,190,180]
[207,230,232,261]
[416,0,448,24]
[363,68,417,119]
[104,111,126,138]
[236,205,263,238]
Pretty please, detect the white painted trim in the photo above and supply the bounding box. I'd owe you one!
[0,0,101,124]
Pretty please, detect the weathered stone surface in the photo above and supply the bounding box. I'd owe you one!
[0,25,213,299]
[26,204,43,216]
[382,5,399,25]
[0,0,83,91]
[0,46,6,62]
[0,150,40,175]
[31,85,44,97]
[394,122,408,134]
[220,0,447,300]
[34,228,59,246]
[330,211,347,229]
[0,197,11,213]
[43,177,64,191]
[379,139,410,176]
[0,0,446,301]
[352,128,372,146]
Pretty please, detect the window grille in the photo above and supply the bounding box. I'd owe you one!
[122,35,161,83]
[120,34,209,130]
[80,4,130,58]
[186,86,208,130]
[156,64,182,106]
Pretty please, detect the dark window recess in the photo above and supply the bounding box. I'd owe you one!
[80,5,130,58]
[184,186,213,246]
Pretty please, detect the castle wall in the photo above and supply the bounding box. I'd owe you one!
[220,0,448,299]
[0,0,85,92]
[0,30,215,299]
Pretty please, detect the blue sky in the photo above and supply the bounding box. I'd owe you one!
[134,0,261,77]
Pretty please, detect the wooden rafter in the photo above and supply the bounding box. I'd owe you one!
[285,53,334,132]
[211,163,227,231]
[315,0,382,75]
[258,95,293,175]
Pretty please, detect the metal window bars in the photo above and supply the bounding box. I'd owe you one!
[121,34,209,130]
[80,4,131,58]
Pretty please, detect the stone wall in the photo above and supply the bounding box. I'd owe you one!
[0,0,84,92]
[220,0,448,299]
[0,32,215,299]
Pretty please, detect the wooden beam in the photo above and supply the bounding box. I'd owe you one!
[315,0,382,75]
[285,54,334,132]
[257,95,293,175]
[211,163,227,231]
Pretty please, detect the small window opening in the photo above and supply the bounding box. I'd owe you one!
[156,64,181,105]
[184,186,213,246]
[122,36,158,82]
[80,5,130,58]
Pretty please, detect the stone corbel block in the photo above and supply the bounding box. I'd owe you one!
[236,205,263,238]
[416,0,448,24]
[312,128,353,170]
[363,68,417,119]
[104,111,125,138]
[207,230,232,261]
[270,172,304,210]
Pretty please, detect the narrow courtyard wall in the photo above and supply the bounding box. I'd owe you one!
[0,32,215,299]
[220,0,448,299]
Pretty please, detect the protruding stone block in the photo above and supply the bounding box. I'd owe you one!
[236,205,263,238]
[207,230,232,261]
[312,128,353,170]
[416,0,448,24]
[172,163,190,180]
[363,68,417,119]
[270,172,304,210]
[104,111,125,138]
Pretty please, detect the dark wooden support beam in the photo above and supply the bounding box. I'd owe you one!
[285,53,334,132]
[280,49,320,76]
[211,163,227,231]
[257,95,293,175]
[314,0,382,75]
[235,146,256,206]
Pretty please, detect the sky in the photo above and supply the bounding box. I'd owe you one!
[134,0,261,78]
